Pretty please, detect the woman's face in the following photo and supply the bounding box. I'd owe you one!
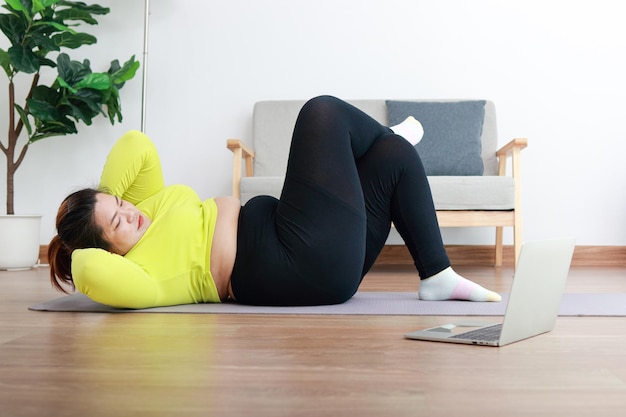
[94,193,152,255]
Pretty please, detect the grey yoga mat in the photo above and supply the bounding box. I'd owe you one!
[29,292,626,316]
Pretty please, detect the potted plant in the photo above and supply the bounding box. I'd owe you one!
[0,0,139,269]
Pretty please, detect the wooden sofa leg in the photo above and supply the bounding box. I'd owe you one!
[513,225,522,269]
[495,226,504,267]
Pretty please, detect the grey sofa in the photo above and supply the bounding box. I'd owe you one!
[227,99,527,267]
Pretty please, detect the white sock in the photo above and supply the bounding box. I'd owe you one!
[418,267,502,302]
[390,116,424,146]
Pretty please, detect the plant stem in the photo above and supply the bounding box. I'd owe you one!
[5,22,38,209]
[4,73,38,215]
[6,81,16,214]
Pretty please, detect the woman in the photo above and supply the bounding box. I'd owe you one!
[49,96,501,308]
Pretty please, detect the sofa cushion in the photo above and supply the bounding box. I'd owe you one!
[386,100,486,176]
[240,176,284,204]
[427,176,515,210]
[240,175,515,210]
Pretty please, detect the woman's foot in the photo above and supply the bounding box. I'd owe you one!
[390,116,424,146]
[418,267,502,302]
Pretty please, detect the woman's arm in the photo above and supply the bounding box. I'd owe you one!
[99,130,165,205]
[72,248,159,309]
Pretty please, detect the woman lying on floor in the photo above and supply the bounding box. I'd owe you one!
[48,96,501,309]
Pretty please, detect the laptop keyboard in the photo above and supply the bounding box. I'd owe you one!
[450,324,503,341]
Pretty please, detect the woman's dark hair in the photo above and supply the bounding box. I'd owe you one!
[48,188,112,293]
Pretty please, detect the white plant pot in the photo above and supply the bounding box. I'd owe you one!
[0,215,42,270]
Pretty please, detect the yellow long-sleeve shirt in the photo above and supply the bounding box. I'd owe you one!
[71,130,221,308]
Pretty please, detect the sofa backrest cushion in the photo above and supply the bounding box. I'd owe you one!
[252,99,498,177]
[386,100,486,176]
[253,100,306,177]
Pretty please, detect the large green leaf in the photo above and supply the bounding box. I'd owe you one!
[14,104,33,136]
[58,103,98,126]
[0,13,27,45]
[52,31,96,49]
[32,0,62,15]
[56,53,90,83]
[32,20,75,33]
[54,8,98,24]
[67,88,105,115]
[5,0,32,20]
[31,84,60,103]
[30,31,60,52]
[57,1,109,16]
[105,87,121,123]
[7,45,39,73]
[29,117,77,142]
[28,97,60,121]
[0,48,12,76]
[73,72,110,90]
[37,55,56,68]
[109,55,139,85]
[56,75,76,93]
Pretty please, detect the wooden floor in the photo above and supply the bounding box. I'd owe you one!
[1,264,625,417]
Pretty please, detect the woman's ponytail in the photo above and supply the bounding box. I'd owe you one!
[48,235,74,293]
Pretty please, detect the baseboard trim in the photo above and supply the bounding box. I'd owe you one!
[39,244,626,268]
[375,245,626,268]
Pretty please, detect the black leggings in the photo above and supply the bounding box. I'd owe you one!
[230,96,450,306]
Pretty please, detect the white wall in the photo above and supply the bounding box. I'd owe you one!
[2,0,625,246]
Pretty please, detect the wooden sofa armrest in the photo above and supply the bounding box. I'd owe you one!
[496,138,527,177]
[496,138,528,158]
[226,139,256,198]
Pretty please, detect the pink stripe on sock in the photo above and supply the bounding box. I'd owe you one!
[449,280,475,300]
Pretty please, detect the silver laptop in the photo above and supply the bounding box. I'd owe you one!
[404,237,576,347]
